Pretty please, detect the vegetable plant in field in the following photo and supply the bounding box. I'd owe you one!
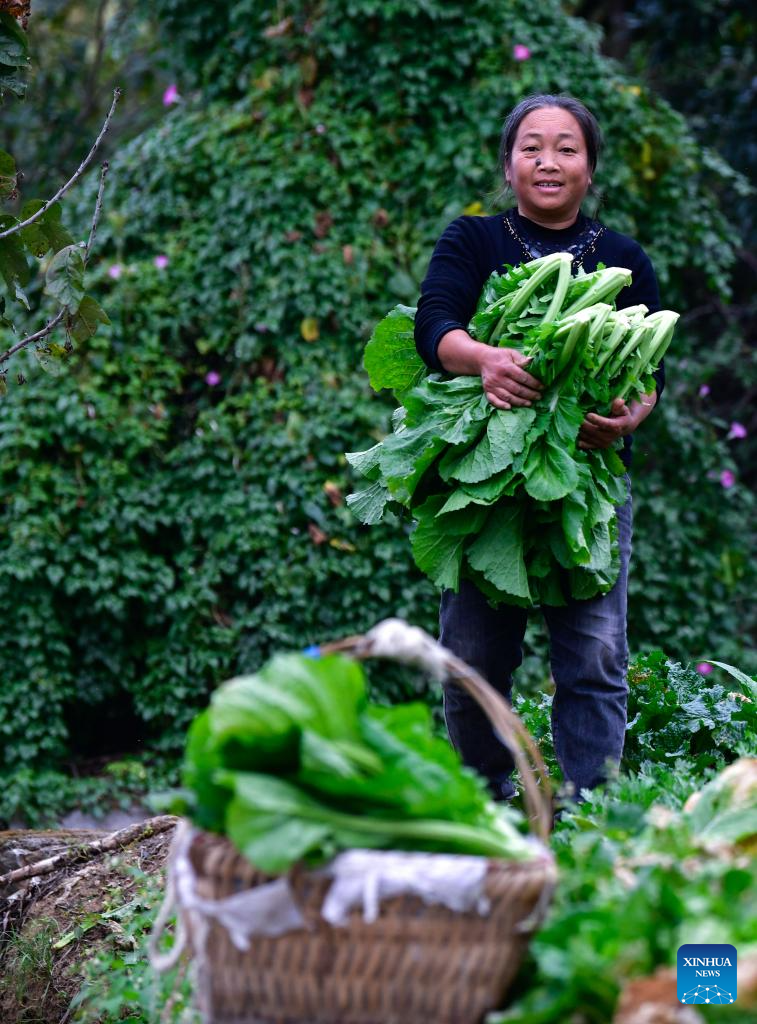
[348,255,679,607]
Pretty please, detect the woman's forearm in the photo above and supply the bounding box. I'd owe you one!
[436,329,490,374]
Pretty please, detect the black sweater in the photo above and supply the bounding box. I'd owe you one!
[414,209,664,467]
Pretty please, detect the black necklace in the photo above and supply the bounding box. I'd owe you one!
[503,209,605,271]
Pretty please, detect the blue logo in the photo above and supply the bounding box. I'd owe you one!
[677,944,737,1004]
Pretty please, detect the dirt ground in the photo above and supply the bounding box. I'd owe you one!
[0,818,177,1024]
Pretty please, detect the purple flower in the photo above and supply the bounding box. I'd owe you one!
[727,421,747,440]
[513,44,531,61]
[698,384,710,398]
[720,469,736,489]
[315,123,327,135]
[153,254,169,270]
[205,371,221,387]
[162,84,180,107]
[107,264,123,280]
[696,662,713,675]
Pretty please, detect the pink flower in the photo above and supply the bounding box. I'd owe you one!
[698,384,710,398]
[107,264,122,280]
[727,421,747,440]
[153,254,169,270]
[162,84,180,106]
[720,469,735,489]
[205,371,221,387]
[696,662,713,675]
[315,123,327,135]
[513,44,531,62]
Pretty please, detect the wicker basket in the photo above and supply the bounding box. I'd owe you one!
[157,619,557,1024]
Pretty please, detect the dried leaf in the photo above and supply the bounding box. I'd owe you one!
[262,16,292,39]
[0,2,31,27]
[314,211,333,238]
[323,481,343,506]
[300,317,319,342]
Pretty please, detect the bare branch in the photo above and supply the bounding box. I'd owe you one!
[0,87,121,242]
[0,161,111,368]
[85,160,109,259]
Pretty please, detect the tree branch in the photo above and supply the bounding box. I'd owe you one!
[0,816,177,890]
[0,160,111,368]
[0,86,121,242]
[85,159,109,259]
[0,308,67,366]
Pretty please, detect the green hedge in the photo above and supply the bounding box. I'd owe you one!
[0,0,753,772]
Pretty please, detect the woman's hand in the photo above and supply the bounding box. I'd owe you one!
[478,347,543,410]
[578,392,657,450]
[437,329,543,409]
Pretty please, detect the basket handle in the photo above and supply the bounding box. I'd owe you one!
[319,618,553,843]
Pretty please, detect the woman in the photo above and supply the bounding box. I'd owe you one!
[414,94,663,802]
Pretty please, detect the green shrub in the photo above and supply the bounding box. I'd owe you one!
[0,0,753,773]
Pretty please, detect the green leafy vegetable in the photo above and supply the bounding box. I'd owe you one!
[348,256,679,607]
[170,649,536,872]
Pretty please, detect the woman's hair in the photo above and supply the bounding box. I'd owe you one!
[497,94,603,182]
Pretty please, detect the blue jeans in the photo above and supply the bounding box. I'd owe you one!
[440,484,632,799]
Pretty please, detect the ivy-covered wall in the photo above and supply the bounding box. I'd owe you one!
[0,0,753,772]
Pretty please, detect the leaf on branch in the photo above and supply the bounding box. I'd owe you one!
[0,11,30,96]
[69,294,110,342]
[19,200,75,257]
[0,149,17,199]
[0,214,31,293]
[34,341,71,377]
[13,279,28,308]
[44,243,85,312]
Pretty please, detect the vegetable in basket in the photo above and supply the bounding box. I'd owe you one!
[167,649,536,873]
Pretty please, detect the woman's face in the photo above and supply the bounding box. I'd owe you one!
[505,107,592,227]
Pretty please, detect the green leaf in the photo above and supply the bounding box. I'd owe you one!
[0,12,29,99]
[550,393,585,445]
[224,774,341,871]
[181,710,231,832]
[363,305,425,393]
[443,406,536,484]
[345,479,390,524]
[0,149,17,199]
[44,244,86,312]
[0,16,29,101]
[522,434,580,502]
[70,295,110,343]
[380,420,447,503]
[411,495,486,590]
[19,201,75,258]
[33,342,71,377]
[0,215,30,291]
[345,441,383,481]
[701,661,757,701]
[701,806,757,844]
[13,279,29,309]
[466,502,531,602]
[0,13,29,65]
[213,653,366,751]
[562,491,591,564]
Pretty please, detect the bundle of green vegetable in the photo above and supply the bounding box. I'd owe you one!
[347,253,679,606]
[167,649,535,873]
